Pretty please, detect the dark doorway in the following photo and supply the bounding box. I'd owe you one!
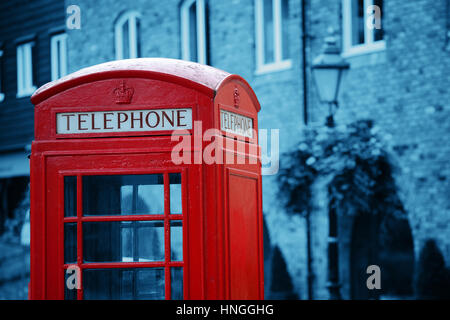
[269,246,298,299]
[350,213,372,300]
[350,213,415,299]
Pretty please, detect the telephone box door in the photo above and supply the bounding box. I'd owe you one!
[38,152,201,300]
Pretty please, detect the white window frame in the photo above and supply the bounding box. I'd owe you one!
[115,11,141,60]
[180,0,207,64]
[51,33,68,81]
[342,0,385,57]
[255,0,291,74]
[0,49,4,102]
[16,42,37,98]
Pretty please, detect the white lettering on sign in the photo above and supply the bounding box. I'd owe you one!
[56,108,192,134]
[220,109,253,138]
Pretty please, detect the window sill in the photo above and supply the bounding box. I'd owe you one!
[16,87,37,99]
[255,60,292,75]
[342,41,386,58]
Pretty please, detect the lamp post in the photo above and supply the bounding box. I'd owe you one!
[311,31,349,300]
[311,31,349,128]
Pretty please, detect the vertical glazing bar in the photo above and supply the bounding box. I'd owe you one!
[59,175,64,299]
[181,169,188,299]
[164,172,171,299]
[76,175,83,300]
[132,184,138,262]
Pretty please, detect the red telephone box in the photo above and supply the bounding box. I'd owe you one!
[30,58,263,300]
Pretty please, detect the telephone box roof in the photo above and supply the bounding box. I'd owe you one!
[31,58,259,109]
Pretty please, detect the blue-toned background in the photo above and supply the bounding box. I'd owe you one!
[0,0,449,299]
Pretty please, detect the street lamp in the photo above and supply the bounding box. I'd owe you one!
[312,31,349,300]
[311,31,349,128]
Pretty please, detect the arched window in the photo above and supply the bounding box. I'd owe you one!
[180,0,207,64]
[255,0,291,74]
[115,11,141,60]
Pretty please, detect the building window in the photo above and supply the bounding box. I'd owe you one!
[0,49,4,102]
[51,33,68,81]
[115,11,141,60]
[342,0,385,56]
[255,0,291,74]
[180,0,207,64]
[16,42,36,98]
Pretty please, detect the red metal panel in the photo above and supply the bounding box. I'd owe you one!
[226,168,261,299]
[29,153,45,299]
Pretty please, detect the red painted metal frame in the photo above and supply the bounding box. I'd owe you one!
[57,166,188,300]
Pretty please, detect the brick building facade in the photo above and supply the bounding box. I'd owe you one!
[6,0,445,299]
[305,0,450,299]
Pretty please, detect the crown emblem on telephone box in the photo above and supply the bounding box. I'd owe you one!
[113,80,134,104]
[233,87,240,108]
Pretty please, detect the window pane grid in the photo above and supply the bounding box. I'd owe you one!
[181,0,206,64]
[63,171,184,300]
[115,11,140,60]
[343,0,384,54]
[51,34,67,81]
[256,0,291,72]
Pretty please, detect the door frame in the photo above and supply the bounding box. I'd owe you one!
[43,152,196,299]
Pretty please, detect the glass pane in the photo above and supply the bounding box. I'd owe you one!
[138,184,164,214]
[123,20,130,59]
[64,223,77,263]
[138,221,165,262]
[56,39,61,78]
[312,67,340,102]
[82,174,164,216]
[281,0,289,60]
[83,221,164,263]
[120,185,133,214]
[121,223,133,262]
[170,221,183,261]
[64,176,76,217]
[169,173,182,214]
[351,0,365,45]
[136,269,165,299]
[263,0,274,63]
[136,19,141,57]
[120,270,133,299]
[83,268,165,300]
[171,267,183,300]
[189,2,198,61]
[64,269,78,300]
[373,0,383,41]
